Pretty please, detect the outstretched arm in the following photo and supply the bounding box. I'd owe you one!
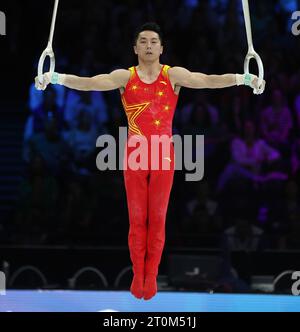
[169,66,265,94]
[35,69,130,92]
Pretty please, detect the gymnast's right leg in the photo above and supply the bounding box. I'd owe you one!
[123,167,149,299]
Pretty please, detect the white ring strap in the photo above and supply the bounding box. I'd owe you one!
[242,0,264,94]
[38,0,59,84]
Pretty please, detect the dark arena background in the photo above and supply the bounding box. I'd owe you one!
[1,0,300,316]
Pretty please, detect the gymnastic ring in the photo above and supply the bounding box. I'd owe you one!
[38,43,55,84]
[244,46,264,94]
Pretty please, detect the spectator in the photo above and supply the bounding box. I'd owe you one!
[59,177,96,241]
[182,100,227,177]
[24,87,65,146]
[223,217,265,252]
[27,118,69,175]
[217,120,281,192]
[63,110,99,175]
[185,181,222,236]
[64,80,109,131]
[28,74,66,112]
[260,89,293,147]
[13,155,59,244]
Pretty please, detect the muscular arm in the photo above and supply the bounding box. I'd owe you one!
[169,66,237,89]
[169,66,265,93]
[36,69,130,92]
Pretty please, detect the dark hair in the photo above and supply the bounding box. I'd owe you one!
[133,22,163,45]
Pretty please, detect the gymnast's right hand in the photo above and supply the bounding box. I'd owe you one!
[35,72,51,91]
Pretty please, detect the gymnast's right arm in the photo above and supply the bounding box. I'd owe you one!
[35,69,130,92]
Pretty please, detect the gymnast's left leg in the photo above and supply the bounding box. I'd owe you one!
[144,148,175,300]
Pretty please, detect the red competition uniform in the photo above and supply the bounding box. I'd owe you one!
[121,65,178,299]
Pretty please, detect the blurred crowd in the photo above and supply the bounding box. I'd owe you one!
[8,0,300,251]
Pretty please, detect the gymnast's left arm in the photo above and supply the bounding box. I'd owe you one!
[168,66,265,94]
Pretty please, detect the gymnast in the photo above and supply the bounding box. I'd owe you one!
[36,20,265,300]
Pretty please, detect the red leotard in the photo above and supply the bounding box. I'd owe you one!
[121,64,178,299]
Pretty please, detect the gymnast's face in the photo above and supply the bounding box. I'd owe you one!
[134,30,163,62]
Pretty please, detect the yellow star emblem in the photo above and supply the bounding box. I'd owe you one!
[154,119,161,127]
[157,91,164,97]
[122,96,150,135]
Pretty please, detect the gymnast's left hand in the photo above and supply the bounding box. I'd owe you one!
[236,73,266,94]
[251,75,266,95]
